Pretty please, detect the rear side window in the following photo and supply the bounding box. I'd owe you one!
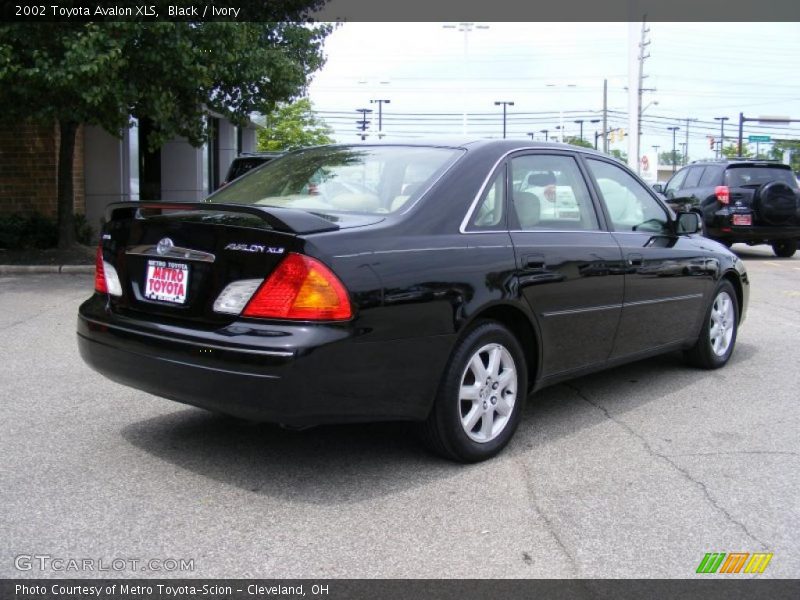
[665,168,688,193]
[725,166,797,187]
[698,165,724,186]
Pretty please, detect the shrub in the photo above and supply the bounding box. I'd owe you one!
[0,212,93,249]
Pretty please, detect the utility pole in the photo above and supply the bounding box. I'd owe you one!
[494,101,514,139]
[682,117,697,165]
[602,79,608,154]
[667,126,680,172]
[679,142,688,166]
[714,116,729,158]
[629,19,651,173]
[355,108,372,141]
[369,99,391,137]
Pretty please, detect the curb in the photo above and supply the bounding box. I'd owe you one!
[0,265,94,274]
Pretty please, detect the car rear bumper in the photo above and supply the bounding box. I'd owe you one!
[707,225,800,243]
[77,295,452,426]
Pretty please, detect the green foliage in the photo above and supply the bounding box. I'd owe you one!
[0,13,331,246]
[768,140,800,171]
[721,142,753,158]
[609,149,628,162]
[0,212,92,249]
[659,151,685,166]
[564,136,594,149]
[257,98,334,151]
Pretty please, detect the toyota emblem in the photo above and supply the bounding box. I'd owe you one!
[156,238,174,256]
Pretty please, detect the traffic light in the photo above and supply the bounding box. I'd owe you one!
[709,136,715,149]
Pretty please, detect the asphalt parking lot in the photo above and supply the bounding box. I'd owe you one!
[1,244,798,579]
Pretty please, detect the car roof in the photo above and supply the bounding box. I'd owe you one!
[319,139,612,158]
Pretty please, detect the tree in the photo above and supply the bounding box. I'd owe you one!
[768,140,800,171]
[609,149,628,162]
[659,150,685,166]
[258,98,334,151]
[721,142,752,158]
[564,136,593,149]
[0,13,330,247]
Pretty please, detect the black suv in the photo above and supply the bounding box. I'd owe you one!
[656,159,800,257]
[221,152,285,186]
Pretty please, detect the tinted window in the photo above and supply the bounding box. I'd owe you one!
[665,168,688,193]
[469,167,506,230]
[227,157,273,181]
[210,146,463,215]
[698,165,724,186]
[510,155,599,231]
[724,165,797,187]
[586,159,670,234]
[682,166,705,188]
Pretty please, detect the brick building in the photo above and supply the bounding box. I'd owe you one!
[0,116,258,240]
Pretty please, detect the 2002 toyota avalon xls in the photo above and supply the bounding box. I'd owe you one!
[78,141,748,462]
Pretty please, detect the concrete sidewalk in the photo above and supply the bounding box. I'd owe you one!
[0,264,93,274]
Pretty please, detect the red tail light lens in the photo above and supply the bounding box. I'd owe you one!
[94,245,108,293]
[243,253,352,321]
[715,185,730,205]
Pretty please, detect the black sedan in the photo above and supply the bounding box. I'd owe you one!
[78,141,749,462]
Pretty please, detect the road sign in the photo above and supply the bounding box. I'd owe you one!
[748,135,771,142]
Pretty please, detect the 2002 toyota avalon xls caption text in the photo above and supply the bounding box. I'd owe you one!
[78,141,748,462]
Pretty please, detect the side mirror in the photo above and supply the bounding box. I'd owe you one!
[676,211,702,235]
[652,183,664,194]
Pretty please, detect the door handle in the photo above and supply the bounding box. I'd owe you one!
[521,253,545,269]
[628,253,643,267]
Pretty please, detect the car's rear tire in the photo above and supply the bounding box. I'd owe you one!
[684,280,739,370]
[420,320,528,462]
[771,240,797,258]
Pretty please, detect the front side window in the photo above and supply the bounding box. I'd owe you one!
[682,166,705,188]
[586,158,670,234]
[665,168,688,194]
[509,154,599,231]
[209,146,464,215]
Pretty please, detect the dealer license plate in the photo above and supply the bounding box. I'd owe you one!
[732,214,752,226]
[144,260,189,304]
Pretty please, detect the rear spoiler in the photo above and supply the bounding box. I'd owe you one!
[105,202,340,235]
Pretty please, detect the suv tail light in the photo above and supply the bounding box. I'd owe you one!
[715,185,730,205]
[94,245,107,293]
[95,244,122,296]
[242,253,352,321]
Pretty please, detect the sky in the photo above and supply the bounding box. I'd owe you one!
[306,22,800,165]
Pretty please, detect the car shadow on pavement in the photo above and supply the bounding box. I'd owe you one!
[731,245,798,261]
[121,344,758,504]
[121,410,461,504]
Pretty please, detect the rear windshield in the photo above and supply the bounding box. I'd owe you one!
[209,145,463,215]
[724,165,797,188]
[227,157,277,181]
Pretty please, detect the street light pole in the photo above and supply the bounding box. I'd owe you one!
[443,22,489,135]
[540,129,549,142]
[714,116,729,159]
[526,132,535,140]
[667,126,680,173]
[356,108,373,141]
[574,119,585,142]
[369,99,391,137]
[494,101,514,139]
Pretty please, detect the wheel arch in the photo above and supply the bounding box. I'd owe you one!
[721,269,744,324]
[461,302,541,390]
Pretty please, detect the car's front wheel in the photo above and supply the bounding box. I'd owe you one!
[421,320,527,462]
[684,280,739,369]
[771,240,797,258]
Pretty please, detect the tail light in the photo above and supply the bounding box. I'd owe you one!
[95,244,123,296]
[715,186,730,205]
[242,253,352,321]
[94,245,107,293]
